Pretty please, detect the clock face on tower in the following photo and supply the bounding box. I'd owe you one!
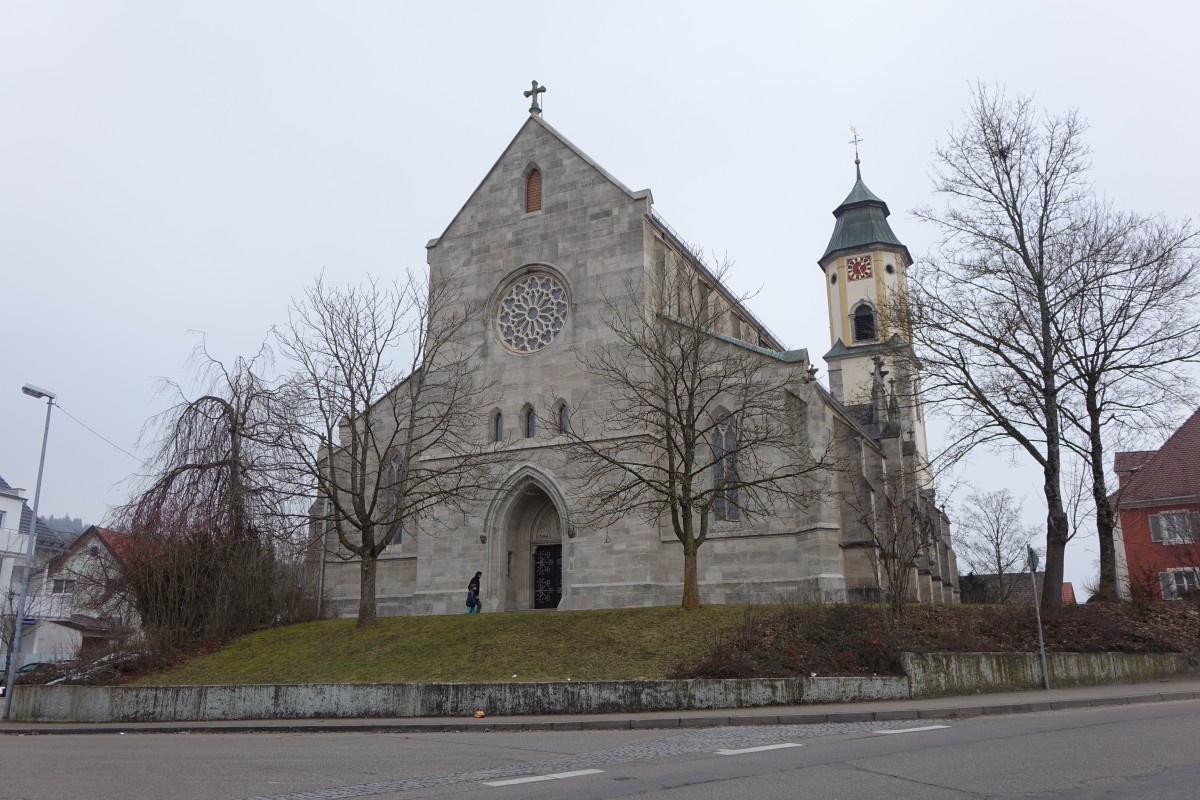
[846,254,873,281]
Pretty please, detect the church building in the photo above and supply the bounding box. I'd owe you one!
[317,87,959,615]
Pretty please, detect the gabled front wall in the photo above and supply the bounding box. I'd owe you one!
[322,119,849,615]
[319,119,956,617]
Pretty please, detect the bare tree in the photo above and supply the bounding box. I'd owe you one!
[1054,214,1200,600]
[111,342,299,653]
[956,489,1036,604]
[275,272,499,627]
[836,414,951,618]
[900,85,1102,609]
[560,254,828,610]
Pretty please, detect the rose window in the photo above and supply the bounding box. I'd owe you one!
[496,274,569,353]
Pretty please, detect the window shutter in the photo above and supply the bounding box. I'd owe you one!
[1159,572,1174,600]
[1186,570,1200,592]
[1149,513,1163,542]
[526,170,542,213]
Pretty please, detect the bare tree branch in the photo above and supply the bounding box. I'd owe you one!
[274,271,504,627]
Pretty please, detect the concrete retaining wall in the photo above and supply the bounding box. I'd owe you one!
[902,652,1194,697]
[11,652,1192,723]
[11,676,909,723]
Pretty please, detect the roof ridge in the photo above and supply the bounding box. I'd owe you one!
[1120,407,1200,502]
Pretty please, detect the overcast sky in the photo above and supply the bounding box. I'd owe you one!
[3,2,1197,594]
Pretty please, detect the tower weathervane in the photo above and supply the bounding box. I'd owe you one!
[524,80,547,116]
[849,126,863,165]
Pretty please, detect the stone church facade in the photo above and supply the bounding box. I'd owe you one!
[318,101,959,616]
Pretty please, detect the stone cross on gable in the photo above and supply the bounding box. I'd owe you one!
[524,80,546,115]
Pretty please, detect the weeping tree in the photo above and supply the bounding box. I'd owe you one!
[275,271,500,627]
[113,342,302,653]
[561,252,829,609]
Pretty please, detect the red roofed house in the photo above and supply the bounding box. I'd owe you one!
[1113,408,1200,602]
[25,526,139,661]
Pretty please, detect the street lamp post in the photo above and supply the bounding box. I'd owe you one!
[3,384,56,720]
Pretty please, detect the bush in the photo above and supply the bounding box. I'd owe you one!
[674,602,1200,679]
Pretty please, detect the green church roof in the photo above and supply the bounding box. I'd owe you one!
[820,165,907,264]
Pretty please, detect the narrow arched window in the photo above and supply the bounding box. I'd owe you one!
[386,455,404,545]
[712,416,740,521]
[525,169,542,213]
[494,412,504,442]
[558,402,570,434]
[853,305,876,342]
[524,407,536,438]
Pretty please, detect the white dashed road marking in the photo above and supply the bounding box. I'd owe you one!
[873,724,951,735]
[484,769,605,787]
[715,743,804,755]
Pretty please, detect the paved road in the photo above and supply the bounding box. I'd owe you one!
[4,699,1199,800]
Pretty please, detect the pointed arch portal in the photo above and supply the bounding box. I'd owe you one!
[484,468,569,610]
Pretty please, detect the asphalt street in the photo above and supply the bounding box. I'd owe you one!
[3,699,1198,800]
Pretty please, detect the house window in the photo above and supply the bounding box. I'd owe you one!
[712,416,739,521]
[853,305,876,342]
[0,510,5,530]
[1149,511,1199,543]
[524,407,537,438]
[557,402,570,434]
[494,412,504,442]
[1159,568,1200,600]
[52,579,76,595]
[525,169,542,213]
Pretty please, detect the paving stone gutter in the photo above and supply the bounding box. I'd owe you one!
[8,651,1196,723]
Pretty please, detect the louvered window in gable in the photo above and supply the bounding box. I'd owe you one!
[525,169,542,213]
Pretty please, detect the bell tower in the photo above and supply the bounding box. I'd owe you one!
[818,157,930,467]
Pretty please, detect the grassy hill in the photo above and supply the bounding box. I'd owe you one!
[133,602,1199,686]
[138,606,749,686]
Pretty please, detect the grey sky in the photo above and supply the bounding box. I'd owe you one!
[3,2,1196,595]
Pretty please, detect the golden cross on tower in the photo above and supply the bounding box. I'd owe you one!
[524,80,547,116]
[849,125,863,165]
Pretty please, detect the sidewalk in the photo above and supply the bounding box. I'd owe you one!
[3,678,1199,735]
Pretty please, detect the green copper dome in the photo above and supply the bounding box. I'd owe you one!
[820,165,907,264]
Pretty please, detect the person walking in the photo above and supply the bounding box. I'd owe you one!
[465,584,480,614]
[466,571,483,613]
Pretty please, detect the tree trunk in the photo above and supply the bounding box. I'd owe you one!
[681,540,700,610]
[1041,462,1069,611]
[1086,390,1120,601]
[357,556,377,628]
[1040,287,1067,612]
